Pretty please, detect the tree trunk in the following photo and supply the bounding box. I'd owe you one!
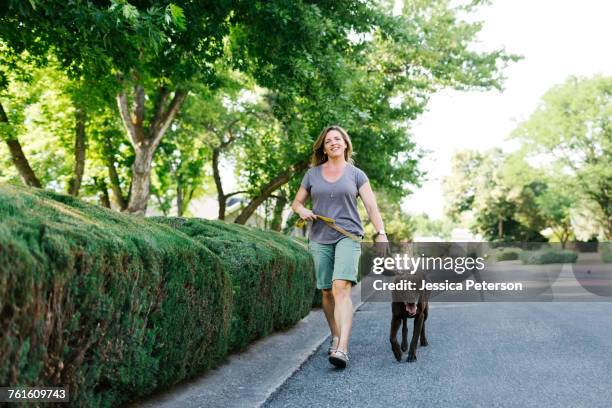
[126,147,155,215]
[93,177,111,208]
[270,193,287,231]
[116,85,187,215]
[1,102,42,188]
[102,138,128,211]
[153,193,168,216]
[176,173,184,217]
[234,160,308,225]
[212,148,227,220]
[68,107,87,196]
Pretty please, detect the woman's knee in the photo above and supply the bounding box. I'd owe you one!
[332,280,352,299]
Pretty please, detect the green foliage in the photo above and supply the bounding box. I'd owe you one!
[601,244,612,263]
[513,75,612,238]
[152,217,315,351]
[443,149,547,241]
[519,249,578,265]
[412,213,454,240]
[496,250,520,261]
[0,184,232,406]
[535,180,575,245]
[2,1,517,221]
[166,4,186,31]
[0,184,316,406]
[357,190,414,241]
[230,0,517,205]
[151,91,214,215]
[0,61,74,185]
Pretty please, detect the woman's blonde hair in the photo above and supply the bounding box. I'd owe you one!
[310,125,354,166]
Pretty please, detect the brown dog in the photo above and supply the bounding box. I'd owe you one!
[389,271,429,362]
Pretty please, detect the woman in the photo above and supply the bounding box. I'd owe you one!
[291,125,388,368]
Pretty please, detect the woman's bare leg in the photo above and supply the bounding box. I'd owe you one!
[332,279,353,352]
[322,288,339,339]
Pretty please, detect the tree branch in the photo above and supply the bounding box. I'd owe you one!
[224,190,248,199]
[151,89,187,149]
[234,160,309,225]
[212,147,226,219]
[116,90,139,146]
[132,84,145,128]
[149,86,170,136]
[68,107,87,196]
[1,102,42,188]
[102,137,128,211]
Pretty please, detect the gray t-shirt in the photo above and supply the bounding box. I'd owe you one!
[301,163,369,244]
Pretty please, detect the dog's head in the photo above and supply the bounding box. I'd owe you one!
[391,270,425,316]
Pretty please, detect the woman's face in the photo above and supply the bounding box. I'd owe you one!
[324,130,347,159]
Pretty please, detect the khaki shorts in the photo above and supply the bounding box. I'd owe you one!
[308,238,362,290]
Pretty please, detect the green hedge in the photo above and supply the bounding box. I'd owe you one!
[601,244,612,263]
[496,250,520,261]
[152,218,315,351]
[519,249,578,264]
[0,185,315,407]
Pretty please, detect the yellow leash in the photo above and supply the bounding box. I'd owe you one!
[295,215,362,242]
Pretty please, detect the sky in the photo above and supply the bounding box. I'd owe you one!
[400,0,612,219]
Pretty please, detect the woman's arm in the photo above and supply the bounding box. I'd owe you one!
[359,182,388,242]
[291,186,317,221]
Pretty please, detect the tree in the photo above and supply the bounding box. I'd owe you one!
[535,181,574,248]
[412,214,454,240]
[0,60,77,189]
[2,1,228,214]
[150,93,214,216]
[1,1,517,222]
[443,149,547,241]
[2,1,400,215]
[230,0,518,224]
[513,75,612,238]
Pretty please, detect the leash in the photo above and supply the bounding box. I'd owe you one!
[295,214,362,242]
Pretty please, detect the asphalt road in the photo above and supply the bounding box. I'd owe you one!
[263,302,612,408]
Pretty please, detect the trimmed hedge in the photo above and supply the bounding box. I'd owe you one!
[152,218,315,351]
[496,250,520,261]
[601,244,612,263]
[0,185,315,407]
[519,249,578,264]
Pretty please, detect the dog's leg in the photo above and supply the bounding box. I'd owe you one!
[401,317,408,352]
[407,313,425,362]
[420,304,429,347]
[390,315,403,362]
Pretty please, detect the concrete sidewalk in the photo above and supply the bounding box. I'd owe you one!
[135,283,364,408]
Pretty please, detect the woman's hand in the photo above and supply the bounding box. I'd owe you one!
[298,207,317,221]
[375,233,390,257]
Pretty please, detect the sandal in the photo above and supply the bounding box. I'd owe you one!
[329,349,349,368]
[327,336,339,355]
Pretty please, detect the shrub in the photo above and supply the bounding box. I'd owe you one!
[496,250,520,261]
[0,185,233,407]
[519,249,578,264]
[1,186,318,406]
[151,218,315,352]
[575,239,598,253]
[601,244,612,263]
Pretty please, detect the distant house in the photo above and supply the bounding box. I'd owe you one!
[185,195,267,227]
[224,197,266,228]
